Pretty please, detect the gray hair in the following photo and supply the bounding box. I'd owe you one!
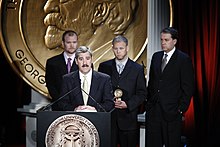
[75,46,93,59]
[112,35,128,46]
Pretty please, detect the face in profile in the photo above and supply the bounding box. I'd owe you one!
[43,0,137,50]
[44,0,93,49]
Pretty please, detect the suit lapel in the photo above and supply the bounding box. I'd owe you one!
[59,52,78,73]
[70,60,78,72]
[162,49,178,73]
[58,53,69,74]
[111,60,119,81]
[157,52,164,74]
[89,71,99,99]
[71,71,84,104]
[119,59,132,80]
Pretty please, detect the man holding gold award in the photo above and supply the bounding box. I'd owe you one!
[98,35,147,147]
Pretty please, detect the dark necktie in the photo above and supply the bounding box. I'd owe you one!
[67,58,72,73]
[161,54,168,72]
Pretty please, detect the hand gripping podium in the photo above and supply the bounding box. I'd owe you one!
[37,109,116,147]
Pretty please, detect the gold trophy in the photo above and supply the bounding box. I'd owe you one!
[114,89,123,101]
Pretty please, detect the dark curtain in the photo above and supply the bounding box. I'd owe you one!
[173,0,220,146]
[0,0,219,146]
[0,49,31,145]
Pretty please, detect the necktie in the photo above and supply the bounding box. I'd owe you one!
[82,75,88,105]
[161,54,168,72]
[118,63,124,74]
[67,58,72,73]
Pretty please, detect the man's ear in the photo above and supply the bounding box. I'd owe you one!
[92,3,110,25]
[61,41,64,49]
[75,59,78,65]
[174,39,177,45]
[126,46,129,52]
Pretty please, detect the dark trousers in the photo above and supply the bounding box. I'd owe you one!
[0,125,5,147]
[146,103,182,147]
[116,127,139,147]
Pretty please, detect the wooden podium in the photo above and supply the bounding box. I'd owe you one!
[37,109,116,147]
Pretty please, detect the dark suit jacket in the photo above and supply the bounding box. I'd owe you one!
[45,52,78,101]
[147,49,195,121]
[98,58,147,130]
[56,70,114,112]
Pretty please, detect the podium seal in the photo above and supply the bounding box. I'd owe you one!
[45,114,100,147]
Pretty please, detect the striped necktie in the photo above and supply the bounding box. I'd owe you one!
[161,54,168,72]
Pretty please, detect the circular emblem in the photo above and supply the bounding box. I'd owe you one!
[0,1,174,97]
[45,114,100,147]
[0,0,147,97]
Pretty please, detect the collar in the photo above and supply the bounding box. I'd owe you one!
[115,57,128,66]
[79,69,92,80]
[164,47,175,61]
[63,52,75,63]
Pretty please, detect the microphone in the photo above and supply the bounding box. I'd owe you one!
[39,86,80,111]
[81,88,106,112]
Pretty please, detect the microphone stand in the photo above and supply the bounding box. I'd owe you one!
[81,88,106,112]
[39,86,80,111]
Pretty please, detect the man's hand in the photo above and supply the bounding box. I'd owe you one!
[114,99,127,109]
[74,105,97,112]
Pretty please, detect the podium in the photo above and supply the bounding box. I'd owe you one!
[37,109,116,147]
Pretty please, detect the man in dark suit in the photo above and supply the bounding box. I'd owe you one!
[146,27,195,147]
[98,35,147,147]
[45,30,79,110]
[57,46,114,112]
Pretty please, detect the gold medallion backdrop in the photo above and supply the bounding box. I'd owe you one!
[0,0,147,97]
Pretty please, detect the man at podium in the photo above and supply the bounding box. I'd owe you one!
[55,46,114,112]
